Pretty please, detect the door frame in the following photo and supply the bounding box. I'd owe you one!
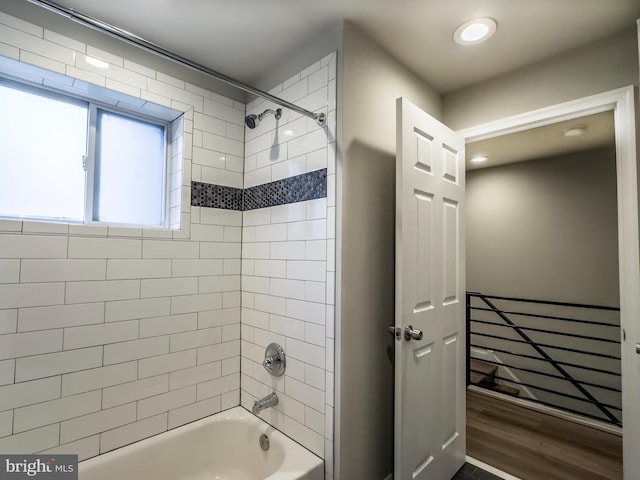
[457,85,639,480]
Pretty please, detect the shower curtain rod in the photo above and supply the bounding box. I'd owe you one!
[25,0,327,126]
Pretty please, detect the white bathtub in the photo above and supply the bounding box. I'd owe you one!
[78,406,324,480]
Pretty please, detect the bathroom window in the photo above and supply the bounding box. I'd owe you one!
[0,79,168,227]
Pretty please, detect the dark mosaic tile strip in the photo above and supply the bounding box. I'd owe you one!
[191,169,327,211]
[191,181,243,210]
[243,169,327,211]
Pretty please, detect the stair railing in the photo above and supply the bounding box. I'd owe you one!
[466,292,622,426]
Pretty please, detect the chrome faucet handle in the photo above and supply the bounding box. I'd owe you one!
[263,343,286,377]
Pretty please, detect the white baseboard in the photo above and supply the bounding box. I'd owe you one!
[466,456,523,480]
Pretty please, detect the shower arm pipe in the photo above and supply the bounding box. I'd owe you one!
[25,0,327,126]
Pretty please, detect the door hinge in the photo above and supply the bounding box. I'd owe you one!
[82,155,88,172]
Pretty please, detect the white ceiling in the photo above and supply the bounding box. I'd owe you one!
[46,0,639,94]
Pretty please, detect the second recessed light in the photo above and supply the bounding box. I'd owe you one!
[454,18,497,45]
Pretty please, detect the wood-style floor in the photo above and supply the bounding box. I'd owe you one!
[466,390,623,480]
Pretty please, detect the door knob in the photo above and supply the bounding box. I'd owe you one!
[388,326,401,338]
[404,325,423,341]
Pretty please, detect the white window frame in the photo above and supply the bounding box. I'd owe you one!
[0,77,171,228]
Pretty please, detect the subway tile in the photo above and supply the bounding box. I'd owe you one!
[222,291,240,309]
[242,242,270,259]
[0,360,14,386]
[0,424,59,454]
[44,29,84,51]
[100,413,167,454]
[287,219,326,241]
[203,98,244,125]
[202,132,244,158]
[286,338,325,369]
[199,242,241,259]
[272,156,306,182]
[285,376,324,413]
[305,282,326,303]
[68,225,108,237]
[194,112,226,136]
[242,276,270,295]
[105,297,170,322]
[198,307,240,329]
[270,241,306,260]
[0,42,18,60]
[284,415,324,458]
[62,361,138,396]
[196,374,239,401]
[20,50,65,74]
[108,226,143,238]
[0,309,17,334]
[103,336,169,365]
[305,364,326,391]
[0,283,64,309]
[287,261,326,282]
[0,410,12,438]
[142,240,198,258]
[172,259,224,277]
[15,346,103,382]
[0,329,62,360]
[41,436,99,462]
[106,260,172,280]
[139,350,196,378]
[170,327,221,352]
[139,313,197,338]
[0,234,67,258]
[68,237,141,259]
[270,314,305,340]
[137,385,195,419]
[21,221,68,235]
[21,259,106,282]
[148,78,203,111]
[306,240,327,261]
[326,372,334,408]
[60,403,136,444]
[0,220,22,233]
[197,340,240,365]
[270,278,305,300]
[65,280,140,304]
[199,275,241,294]
[221,356,240,376]
[305,324,326,347]
[102,374,169,409]
[14,390,102,433]
[306,147,328,173]
[285,297,325,325]
[223,226,242,243]
[64,320,138,350]
[0,11,43,37]
[168,395,221,429]
[255,224,287,242]
[141,277,198,298]
[325,339,334,373]
[169,362,221,390]
[305,406,325,435]
[288,129,327,159]
[189,224,225,242]
[170,293,222,315]
[0,24,74,64]
[0,376,60,411]
[254,294,286,316]
[199,208,242,227]
[254,260,286,278]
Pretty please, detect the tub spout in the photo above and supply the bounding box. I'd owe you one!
[252,392,278,415]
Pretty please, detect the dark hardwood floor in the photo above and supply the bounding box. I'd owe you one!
[466,389,623,480]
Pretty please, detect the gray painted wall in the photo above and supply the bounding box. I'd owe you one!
[466,148,619,307]
[338,21,442,480]
[443,28,639,130]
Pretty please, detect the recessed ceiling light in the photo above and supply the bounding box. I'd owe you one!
[454,18,497,45]
[85,56,109,69]
[563,125,586,137]
[470,155,488,164]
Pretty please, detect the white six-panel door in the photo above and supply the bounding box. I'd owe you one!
[394,98,466,480]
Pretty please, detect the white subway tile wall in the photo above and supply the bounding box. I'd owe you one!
[0,12,242,460]
[241,52,336,479]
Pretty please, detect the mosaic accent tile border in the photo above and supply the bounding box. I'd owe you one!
[191,182,243,210]
[191,169,327,211]
[243,169,327,211]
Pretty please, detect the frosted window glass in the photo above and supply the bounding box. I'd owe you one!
[0,84,87,221]
[94,110,165,226]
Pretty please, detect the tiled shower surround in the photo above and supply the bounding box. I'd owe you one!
[0,10,336,479]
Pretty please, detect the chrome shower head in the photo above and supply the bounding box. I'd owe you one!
[245,108,282,129]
